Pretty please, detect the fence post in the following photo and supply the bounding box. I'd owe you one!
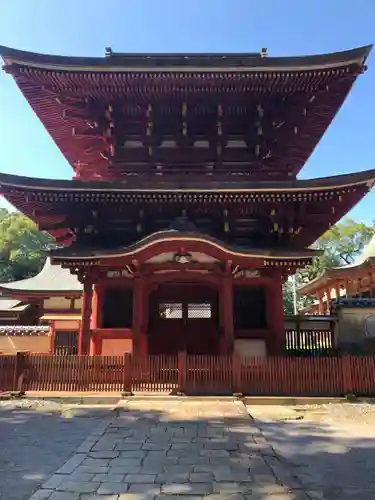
[232,352,241,395]
[178,351,187,394]
[13,351,28,393]
[342,355,353,395]
[122,353,133,396]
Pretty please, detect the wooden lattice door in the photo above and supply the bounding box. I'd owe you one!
[148,284,219,355]
[54,331,78,355]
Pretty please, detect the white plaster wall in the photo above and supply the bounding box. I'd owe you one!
[44,297,71,310]
[54,320,80,331]
[337,307,375,343]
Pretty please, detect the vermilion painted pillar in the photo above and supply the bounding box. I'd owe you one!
[96,286,104,354]
[268,274,285,354]
[325,287,331,314]
[344,280,350,297]
[132,277,145,358]
[335,282,340,301]
[96,286,104,329]
[89,286,103,355]
[140,283,149,356]
[78,280,93,355]
[220,276,234,353]
[49,322,55,354]
[318,294,324,315]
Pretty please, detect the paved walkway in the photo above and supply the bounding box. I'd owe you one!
[30,399,309,500]
[0,400,110,500]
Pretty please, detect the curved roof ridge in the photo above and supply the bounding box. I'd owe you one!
[0,257,82,294]
[50,229,322,261]
[0,44,372,71]
[0,168,375,192]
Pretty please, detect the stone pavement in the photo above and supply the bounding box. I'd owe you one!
[0,400,111,500]
[29,399,309,500]
[250,404,375,500]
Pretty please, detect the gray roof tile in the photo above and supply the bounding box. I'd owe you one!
[0,258,82,293]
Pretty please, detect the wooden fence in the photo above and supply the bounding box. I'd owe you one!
[1,353,375,396]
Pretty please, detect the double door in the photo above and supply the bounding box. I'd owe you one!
[148,284,219,354]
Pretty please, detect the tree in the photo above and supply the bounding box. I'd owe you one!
[315,218,375,265]
[0,210,54,282]
[283,218,375,314]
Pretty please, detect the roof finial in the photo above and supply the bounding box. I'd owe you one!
[105,47,113,57]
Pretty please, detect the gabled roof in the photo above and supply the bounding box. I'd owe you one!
[50,229,321,272]
[298,233,375,295]
[0,258,82,296]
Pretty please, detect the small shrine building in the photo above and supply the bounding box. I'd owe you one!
[299,234,375,315]
[0,44,374,357]
[0,258,81,353]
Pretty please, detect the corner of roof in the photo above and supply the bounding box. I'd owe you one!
[362,44,373,59]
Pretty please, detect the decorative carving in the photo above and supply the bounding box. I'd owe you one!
[173,251,193,264]
[233,268,261,279]
[106,269,132,278]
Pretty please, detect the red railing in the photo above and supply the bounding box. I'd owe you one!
[0,355,17,392]
[1,353,375,396]
[132,355,178,392]
[239,356,344,396]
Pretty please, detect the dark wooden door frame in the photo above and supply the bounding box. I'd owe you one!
[148,283,220,354]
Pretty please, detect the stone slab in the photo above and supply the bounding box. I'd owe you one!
[26,399,349,500]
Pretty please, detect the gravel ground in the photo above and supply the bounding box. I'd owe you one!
[0,399,112,500]
[248,403,375,499]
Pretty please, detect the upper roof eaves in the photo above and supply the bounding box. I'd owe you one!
[0,45,372,72]
[0,169,375,193]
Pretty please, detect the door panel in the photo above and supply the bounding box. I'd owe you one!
[185,300,218,354]
[148,284,219,354]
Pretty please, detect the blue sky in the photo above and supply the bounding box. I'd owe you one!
[0,0,374,223]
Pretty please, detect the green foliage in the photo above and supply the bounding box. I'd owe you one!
[283,218,375,314]
[315,218,375,265]
[283,277,296,315]
[0,209,53,282]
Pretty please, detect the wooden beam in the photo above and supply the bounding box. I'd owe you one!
[143,262,223,273]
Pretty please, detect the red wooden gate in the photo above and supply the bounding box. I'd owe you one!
[148,284,220,355]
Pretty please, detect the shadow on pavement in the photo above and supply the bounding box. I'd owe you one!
[0,400,111,500]
[1,399,375,499]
